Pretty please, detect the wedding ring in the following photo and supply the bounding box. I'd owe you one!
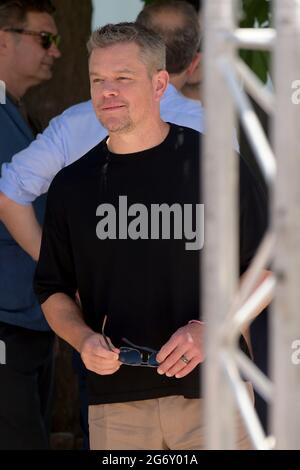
[180,354,189,364]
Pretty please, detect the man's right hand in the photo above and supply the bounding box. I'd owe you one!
[80,333,121,375]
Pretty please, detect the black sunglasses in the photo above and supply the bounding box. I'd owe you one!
[3,28,60,50]
[101,315,159,368]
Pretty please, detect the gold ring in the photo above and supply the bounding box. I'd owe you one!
[180,354,189,364]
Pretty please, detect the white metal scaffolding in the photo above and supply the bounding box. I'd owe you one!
[203,0,300,450]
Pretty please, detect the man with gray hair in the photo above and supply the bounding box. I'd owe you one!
[34,22,267,450]
[0,0,61,450]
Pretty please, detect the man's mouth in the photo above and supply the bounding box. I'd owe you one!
[101,104,126,111]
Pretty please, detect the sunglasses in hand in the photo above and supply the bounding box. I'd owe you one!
[101,315,159,368]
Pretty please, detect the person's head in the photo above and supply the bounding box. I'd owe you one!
[136,0,201,86]
[0,0,61,98]
[87,22,169,135]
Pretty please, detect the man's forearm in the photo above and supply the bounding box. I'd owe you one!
[0,192,42,261]
[41,292,94,353]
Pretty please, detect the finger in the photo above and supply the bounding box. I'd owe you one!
[88,358,121,371]
[100,359,122,370]
[100,366,122,376]
[86,362,121,375]
[162,351,192,377]
[156,335,180,363]
[93,341,119,360]
[157,345,189,375]
[175,357,201,379]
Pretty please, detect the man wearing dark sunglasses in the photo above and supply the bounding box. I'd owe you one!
[34,22,267,450]
[0,0,60,450]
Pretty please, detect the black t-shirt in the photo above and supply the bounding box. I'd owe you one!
[34,124,267,405]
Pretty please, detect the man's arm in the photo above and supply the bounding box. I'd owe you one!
[156,269,272,378]
[34,172,120,376]
[157,154,270,379]
[42,292,120,375]
[0,192,41,260]
[0,102,105,258]
[0,111,68,259]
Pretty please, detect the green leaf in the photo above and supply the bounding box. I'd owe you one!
[240,0,271,82]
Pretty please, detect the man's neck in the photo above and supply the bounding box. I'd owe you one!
[0,68,27,101]
[107,120,170,155]
[169,72,187,92]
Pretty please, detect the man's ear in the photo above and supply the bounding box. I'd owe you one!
[153,69,169,101]
[186,52,201,78]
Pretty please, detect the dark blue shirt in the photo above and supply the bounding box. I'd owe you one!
[0,96,49,330]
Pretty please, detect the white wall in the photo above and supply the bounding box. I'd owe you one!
[92,0,143,30]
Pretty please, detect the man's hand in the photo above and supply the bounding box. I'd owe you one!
[156,322,205,379]
[80,333,121,376]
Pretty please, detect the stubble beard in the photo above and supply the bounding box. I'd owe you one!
[99,114,134,134]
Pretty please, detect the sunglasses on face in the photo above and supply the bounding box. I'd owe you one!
[3,28,61,50]
[101,315,159,368]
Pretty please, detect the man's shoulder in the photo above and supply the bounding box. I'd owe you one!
[59,99,94,119]
[0,102,34,162]
[52,99,99,131]
[162,85,203,113]
[50,139,106,192]
[171,123,201,143]
[162,86,204,132]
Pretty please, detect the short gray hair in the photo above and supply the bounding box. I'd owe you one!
[87,22,166,75]
[137,0,201,74]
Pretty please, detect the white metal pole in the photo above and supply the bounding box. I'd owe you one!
[271,0,300,449]
[203,0,238,449]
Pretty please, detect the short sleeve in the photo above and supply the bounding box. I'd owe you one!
[34,174,77,304]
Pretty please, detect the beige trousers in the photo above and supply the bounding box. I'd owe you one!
[89,387,254,450]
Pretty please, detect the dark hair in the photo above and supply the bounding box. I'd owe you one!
[137,0,201,75]
[0,0,55,28]
[87,22,166,75]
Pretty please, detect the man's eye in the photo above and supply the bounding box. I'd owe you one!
[93,78,103,83]
[117,77,130,81]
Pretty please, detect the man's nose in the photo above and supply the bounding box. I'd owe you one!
[102,82,119,97]
[48,43,61,59]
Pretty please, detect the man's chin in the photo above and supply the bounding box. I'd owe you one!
[37,71,52,82]
[40,65,53,78]
[98,117,132,134]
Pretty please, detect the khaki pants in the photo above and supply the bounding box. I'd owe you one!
[89,386,254,450]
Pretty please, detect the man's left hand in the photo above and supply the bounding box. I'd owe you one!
[156,322,205,379]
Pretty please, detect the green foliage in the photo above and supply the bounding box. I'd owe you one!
[239,0,271,83]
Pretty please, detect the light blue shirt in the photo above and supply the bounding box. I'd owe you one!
[0,84,205,205]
